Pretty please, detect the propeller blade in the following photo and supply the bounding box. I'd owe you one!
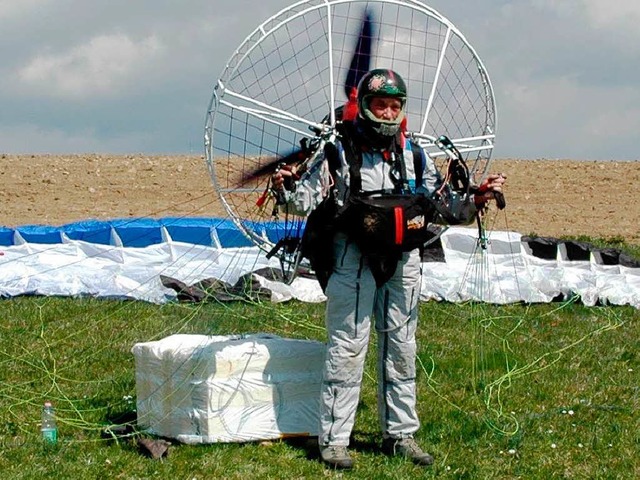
[241,10,375,188]
[344,10,374,99]
[238,148,305,186]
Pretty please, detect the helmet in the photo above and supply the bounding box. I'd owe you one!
[356,69,407,137]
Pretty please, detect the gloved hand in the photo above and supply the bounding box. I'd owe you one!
[271,164,298,192]
[474,173,507,209]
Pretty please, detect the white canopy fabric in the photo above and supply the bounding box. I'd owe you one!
[0,227,638,308]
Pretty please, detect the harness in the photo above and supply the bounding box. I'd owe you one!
[329,121,436,255]
[300,121,437,289]
[335,120,425,196]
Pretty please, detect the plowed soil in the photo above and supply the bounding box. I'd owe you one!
[1,154,638,245]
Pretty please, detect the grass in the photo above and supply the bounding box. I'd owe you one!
[0,294,637,479]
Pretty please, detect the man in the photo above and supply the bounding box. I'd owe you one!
[272,69,505,469]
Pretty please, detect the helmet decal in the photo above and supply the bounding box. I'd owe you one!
[368,74,387,92]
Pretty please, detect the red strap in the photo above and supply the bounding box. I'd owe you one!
[394,207,404,245]
[256,188,269,207]
[343,87,359,121]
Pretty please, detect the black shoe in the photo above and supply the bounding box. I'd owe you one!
[382,437,434,466]
[319,445,354,469]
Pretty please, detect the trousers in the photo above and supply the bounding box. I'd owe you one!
[318,233,422,446]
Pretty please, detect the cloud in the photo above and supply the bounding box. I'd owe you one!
[0,122,158,154]
[532,0,640,48]
[18,33,165,98]
[0,0,53,19]
[498,74,640,159]
[536,0,640,28]
[0,0,638,159]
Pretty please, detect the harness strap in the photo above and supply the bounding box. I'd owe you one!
[409,141,425,188]
[333,120,425,195]
[335,121,364,193]
[394,207,404,246]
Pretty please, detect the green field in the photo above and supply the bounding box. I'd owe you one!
[0,289,638,479]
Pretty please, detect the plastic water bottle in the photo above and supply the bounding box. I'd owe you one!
[41,401,58,444]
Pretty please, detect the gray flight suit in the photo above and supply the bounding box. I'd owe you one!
[285,133,448,446]
[320,233,422,444]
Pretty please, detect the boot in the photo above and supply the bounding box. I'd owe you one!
[319,445,354,469]
[382,437,434,466]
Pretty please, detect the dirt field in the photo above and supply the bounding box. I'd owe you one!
[1,154,638,245]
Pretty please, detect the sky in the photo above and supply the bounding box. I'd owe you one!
[1,0,638,160]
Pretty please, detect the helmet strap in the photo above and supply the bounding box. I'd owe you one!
[361,107,405,136]
[353,118,403,152]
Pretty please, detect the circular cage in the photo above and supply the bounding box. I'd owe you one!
[205,0,496,260]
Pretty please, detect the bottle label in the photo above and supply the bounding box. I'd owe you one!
[42,427,57,444]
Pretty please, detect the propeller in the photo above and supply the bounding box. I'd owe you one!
[344,10,374,100]
[237,8,375,187]
[241,140,312,185]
